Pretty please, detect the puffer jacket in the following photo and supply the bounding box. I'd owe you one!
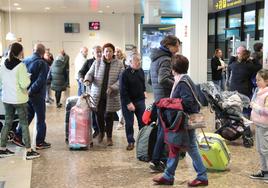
[84,58,123,112]
[149,47,174,102]
[50,55,67,92]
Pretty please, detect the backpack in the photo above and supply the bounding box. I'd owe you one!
[136,122,158,162]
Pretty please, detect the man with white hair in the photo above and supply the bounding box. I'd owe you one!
[75,47,88,96]
[119,53,146,150]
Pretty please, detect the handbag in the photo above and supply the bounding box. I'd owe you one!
[181,79,206,129]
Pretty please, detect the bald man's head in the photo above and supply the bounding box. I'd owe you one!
[34,43,46,57]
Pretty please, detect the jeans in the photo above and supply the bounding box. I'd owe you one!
[77,79,84,96]
[163,129,207,181]
[92,111,99,133]
[212,78,225,91]
[1,103,31,148]
[17,97,47,145]
[151,114,165,163]
[122,100,145,143]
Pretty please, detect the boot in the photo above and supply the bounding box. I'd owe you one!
[98,133,104,143]
[107,137,113,146]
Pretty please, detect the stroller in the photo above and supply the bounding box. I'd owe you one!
[200,82,254,147]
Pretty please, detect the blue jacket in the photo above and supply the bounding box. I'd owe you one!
[23,53,48,99]
[171,75,200,114]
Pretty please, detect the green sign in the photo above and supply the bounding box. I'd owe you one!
[214,0,245,11]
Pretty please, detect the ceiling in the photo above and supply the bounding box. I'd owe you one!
[0,0,262,15]
[0,0,182,15]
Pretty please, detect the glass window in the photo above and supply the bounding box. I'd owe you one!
[244,10,255,38]
[229,13,241,28]
[209,19,215,35]
[258,9,264,30]
[217,16,225,35]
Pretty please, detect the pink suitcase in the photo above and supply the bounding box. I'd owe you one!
[68,102,92,149]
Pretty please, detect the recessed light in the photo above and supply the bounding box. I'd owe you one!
[61,6,67,9]
[16,7,21,10]
[98,10,103,13]
[13,3,19,6]
[45,7,50,10]
[106,5,110,8]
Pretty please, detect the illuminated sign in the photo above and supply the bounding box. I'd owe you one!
[213,0,244,11]
[89,22,100,30]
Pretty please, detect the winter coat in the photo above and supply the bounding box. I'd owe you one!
[228,59,262,98]
[84,58,123,112]
[23,53,49,99]
[0,58,30,104]
[50,55,67,92]
[149,47,174,102]
[251,87,268,127]
[211,56,223,81]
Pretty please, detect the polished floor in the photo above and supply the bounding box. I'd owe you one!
[0,89,268,188]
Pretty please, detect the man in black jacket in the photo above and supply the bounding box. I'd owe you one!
[119,53,146,150]
[78,45,102,138]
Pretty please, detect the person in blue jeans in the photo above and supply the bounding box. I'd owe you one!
[13,44,51,150]
[119,52,146,150]
[153,54,208,187]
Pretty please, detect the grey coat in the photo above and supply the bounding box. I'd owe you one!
[149,48,174,101]
[84,58,123,112]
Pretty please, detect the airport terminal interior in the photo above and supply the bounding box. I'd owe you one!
[0,0,268,187]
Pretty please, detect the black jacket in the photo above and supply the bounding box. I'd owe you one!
[119,67,146,104]
[211,56,223,81]
[78,58,95,79]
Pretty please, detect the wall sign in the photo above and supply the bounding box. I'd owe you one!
[213,0,244,11]
[89,22,100,30]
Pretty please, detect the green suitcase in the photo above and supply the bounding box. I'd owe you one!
[197,131,231,171]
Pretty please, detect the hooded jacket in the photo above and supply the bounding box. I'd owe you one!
[149,47,174,102]
[0,58,30,104]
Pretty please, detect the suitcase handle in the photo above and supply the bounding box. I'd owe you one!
[196,128,210,149]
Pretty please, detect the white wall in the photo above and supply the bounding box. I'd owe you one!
[0,11,5,55]
[2,12,135,58]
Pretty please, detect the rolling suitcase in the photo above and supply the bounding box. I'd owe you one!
[197,130,231,171]
[69,95,93,149]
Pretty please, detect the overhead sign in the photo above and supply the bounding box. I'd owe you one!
[213,0,244,11]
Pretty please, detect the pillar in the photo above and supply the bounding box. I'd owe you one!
[182,0,208,83]
[263,0,268,69]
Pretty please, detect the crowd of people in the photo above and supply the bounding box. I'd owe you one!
[0,36,267,186]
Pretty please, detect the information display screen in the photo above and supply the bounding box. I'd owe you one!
[89,22,100,30]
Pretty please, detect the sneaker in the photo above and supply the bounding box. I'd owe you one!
[92,131,99,138]
[36,141,51,150]
[107,138,113,146]
[149,161,166,173]
[0,149,15,158]
[26,150,40,160]
[249,170,268,180]
[243,136,254,148]
[12,136,24,147]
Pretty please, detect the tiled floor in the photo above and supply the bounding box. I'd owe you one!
[1,89,268,188]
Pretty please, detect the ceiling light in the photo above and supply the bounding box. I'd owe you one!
[61,6,67,9]
[98,10,103,13]
[6,0,16,41]
[106,5,110,8]
[45,7,50,10]
[13,3,19,6]
[16,7,21,10]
